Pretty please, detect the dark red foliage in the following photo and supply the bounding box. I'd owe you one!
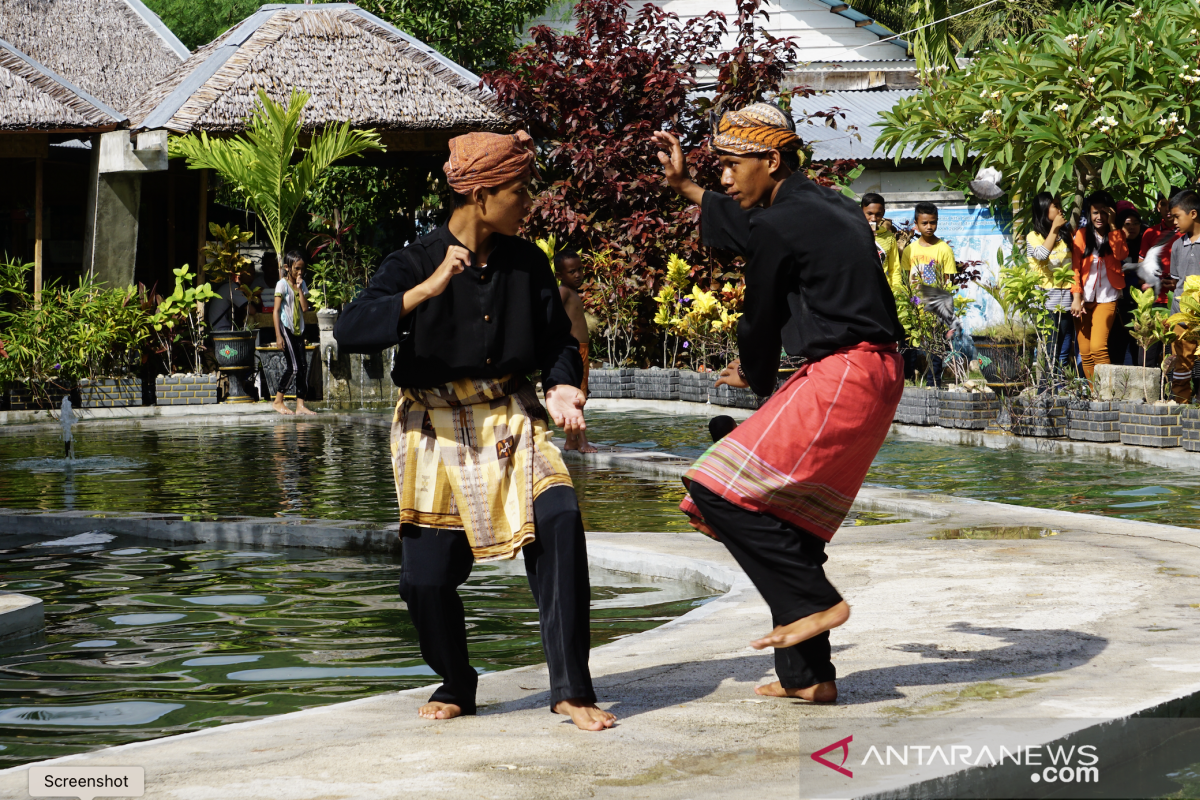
[484,0,860,362]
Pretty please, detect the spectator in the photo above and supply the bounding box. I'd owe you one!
[1026,192,1075,373]
[554,250,596,453]
[1165,190,1200,402]
[1071,192,1128,379]
[862,193,901,288]
[1111,207,1145,366]
[901,202,956,386]
[273,249,315,416]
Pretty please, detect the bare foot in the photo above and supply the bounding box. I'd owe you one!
[755,680,838,703]
[294,401,317,415]
[576,434,597,454]
[750,601,850,651]
[272,399,294,415]
[418,701,463,720]
[553,698,616,731]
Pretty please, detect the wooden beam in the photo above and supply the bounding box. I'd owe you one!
[196,169,208,321]
[855,18,874,27]
[0,133,49,159]
[167,170,176,270]
[34,156,42,305]
[829,3,849,11]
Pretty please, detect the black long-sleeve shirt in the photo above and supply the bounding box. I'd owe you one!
[333,225,582,391]
[702,173,903,396]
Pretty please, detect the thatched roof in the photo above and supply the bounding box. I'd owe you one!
[0,37,126,131]
[130,3,510,134]
[0,0,188,117]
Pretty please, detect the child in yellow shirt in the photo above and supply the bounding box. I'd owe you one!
[901,203,957,286]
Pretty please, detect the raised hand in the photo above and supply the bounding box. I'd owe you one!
[652,131,704,205]
[424,245,470,298]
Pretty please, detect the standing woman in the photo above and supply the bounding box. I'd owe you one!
[1111,207,1146,366]
[1027,192,1075,376]
[273,250,316,415]
[1071,192,1128,379]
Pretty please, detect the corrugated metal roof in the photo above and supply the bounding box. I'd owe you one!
[806,0,910,52]
[798,88,941,162]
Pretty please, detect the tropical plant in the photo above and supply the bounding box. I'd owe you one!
[202,222,254,286]
[1167,274,1200,343]
[653,255,744,371]
[305,209,380,311]
[148,264,219,375]
[583,249,640,366]
[877,1,1200,218]
[0,260,151,400]
[170,89,384,261]
[485,0,860,366]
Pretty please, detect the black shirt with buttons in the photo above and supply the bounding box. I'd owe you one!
[334,225,583,391]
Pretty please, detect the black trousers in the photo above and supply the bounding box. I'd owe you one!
[278,329,308,400]
[398,485,595,714]
[689,482,843,689]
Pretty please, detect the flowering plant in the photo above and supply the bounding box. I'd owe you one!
[653,254,744,370]
[878,0,1200,214]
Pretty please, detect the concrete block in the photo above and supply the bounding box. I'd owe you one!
[1095,364,1162,402]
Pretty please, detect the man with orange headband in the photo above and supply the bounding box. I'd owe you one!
[654,103,904,704]
[336,131,614,731]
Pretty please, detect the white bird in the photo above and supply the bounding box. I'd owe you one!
[968,166,1005,202]
[1137,241,1166,295]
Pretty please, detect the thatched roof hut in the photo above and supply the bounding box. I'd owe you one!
[0,38,127,132]
[129,3,510,144]
[0,0,188,118]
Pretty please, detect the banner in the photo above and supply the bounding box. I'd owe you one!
[887,204,1014,333]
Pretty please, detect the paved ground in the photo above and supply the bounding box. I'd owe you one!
[2,485,1199,799]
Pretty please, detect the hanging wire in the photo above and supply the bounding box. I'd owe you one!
[849,0,1002,51]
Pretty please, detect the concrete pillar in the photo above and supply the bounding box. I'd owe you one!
[83,130,169,287]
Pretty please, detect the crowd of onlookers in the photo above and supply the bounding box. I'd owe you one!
[862,188,1200,403]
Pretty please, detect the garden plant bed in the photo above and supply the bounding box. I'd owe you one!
[677,370,718,404]
[710,383,762,410]
[1182,406,1200,453]
[586,369,635,399]
[79,377,143,409]
[1010,395,1067,438]
[936,388,1000,430]
[1119,402,1182,448]
[894,386,940,426]
[156,374,218,406]
[1067,399,1121,443]
[634,368,679,401]
[7,381,76,411]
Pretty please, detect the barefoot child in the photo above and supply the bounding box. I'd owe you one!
[273,251,316,416]
[554,250,597,453]
[334,130,614,731]
[655,103,904,704]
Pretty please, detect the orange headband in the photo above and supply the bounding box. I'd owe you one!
[443,130,538,194]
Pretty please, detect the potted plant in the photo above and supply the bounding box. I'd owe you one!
[1109,287,1180,446]
[202,222,259,402]
[149,265,220,405]
[895,384,941,425]
[937,379,1000,430]
[74,280,149,409]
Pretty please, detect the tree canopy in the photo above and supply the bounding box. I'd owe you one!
[876,0,1200,215]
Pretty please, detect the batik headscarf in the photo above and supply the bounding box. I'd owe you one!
[710,102,803,159]
[443,130,538,193]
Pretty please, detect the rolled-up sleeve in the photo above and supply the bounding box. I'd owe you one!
[334,248,425,354]
[737,225,787,397]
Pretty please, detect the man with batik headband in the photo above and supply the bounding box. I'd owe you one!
[335,130,615,731]
[653,103,904,703]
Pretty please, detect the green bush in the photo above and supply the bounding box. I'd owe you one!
[0,260,150,400]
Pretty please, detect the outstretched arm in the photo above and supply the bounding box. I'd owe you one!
[653,131,705,206]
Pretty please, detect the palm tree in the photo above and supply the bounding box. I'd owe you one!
[170,89,384,260]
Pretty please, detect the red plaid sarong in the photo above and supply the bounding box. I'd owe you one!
[680,342,902,541]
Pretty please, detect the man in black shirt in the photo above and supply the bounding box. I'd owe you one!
[335,131,614,731]
[654,104,904,704]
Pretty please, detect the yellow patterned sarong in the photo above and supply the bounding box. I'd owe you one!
[390,375,573,561]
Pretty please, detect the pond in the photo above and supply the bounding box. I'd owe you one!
[0,530,713,766]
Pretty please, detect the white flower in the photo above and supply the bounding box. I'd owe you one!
[989,90,1002,100]
[1184,74,1200,84]
[1053,102,1070,113]
[1086,76,1096,86]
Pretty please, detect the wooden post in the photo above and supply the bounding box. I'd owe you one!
[196,169,208,319]
[167,170,176,270]
[34,156,43,305]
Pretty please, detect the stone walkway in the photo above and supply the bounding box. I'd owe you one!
[2,486,1199,798]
